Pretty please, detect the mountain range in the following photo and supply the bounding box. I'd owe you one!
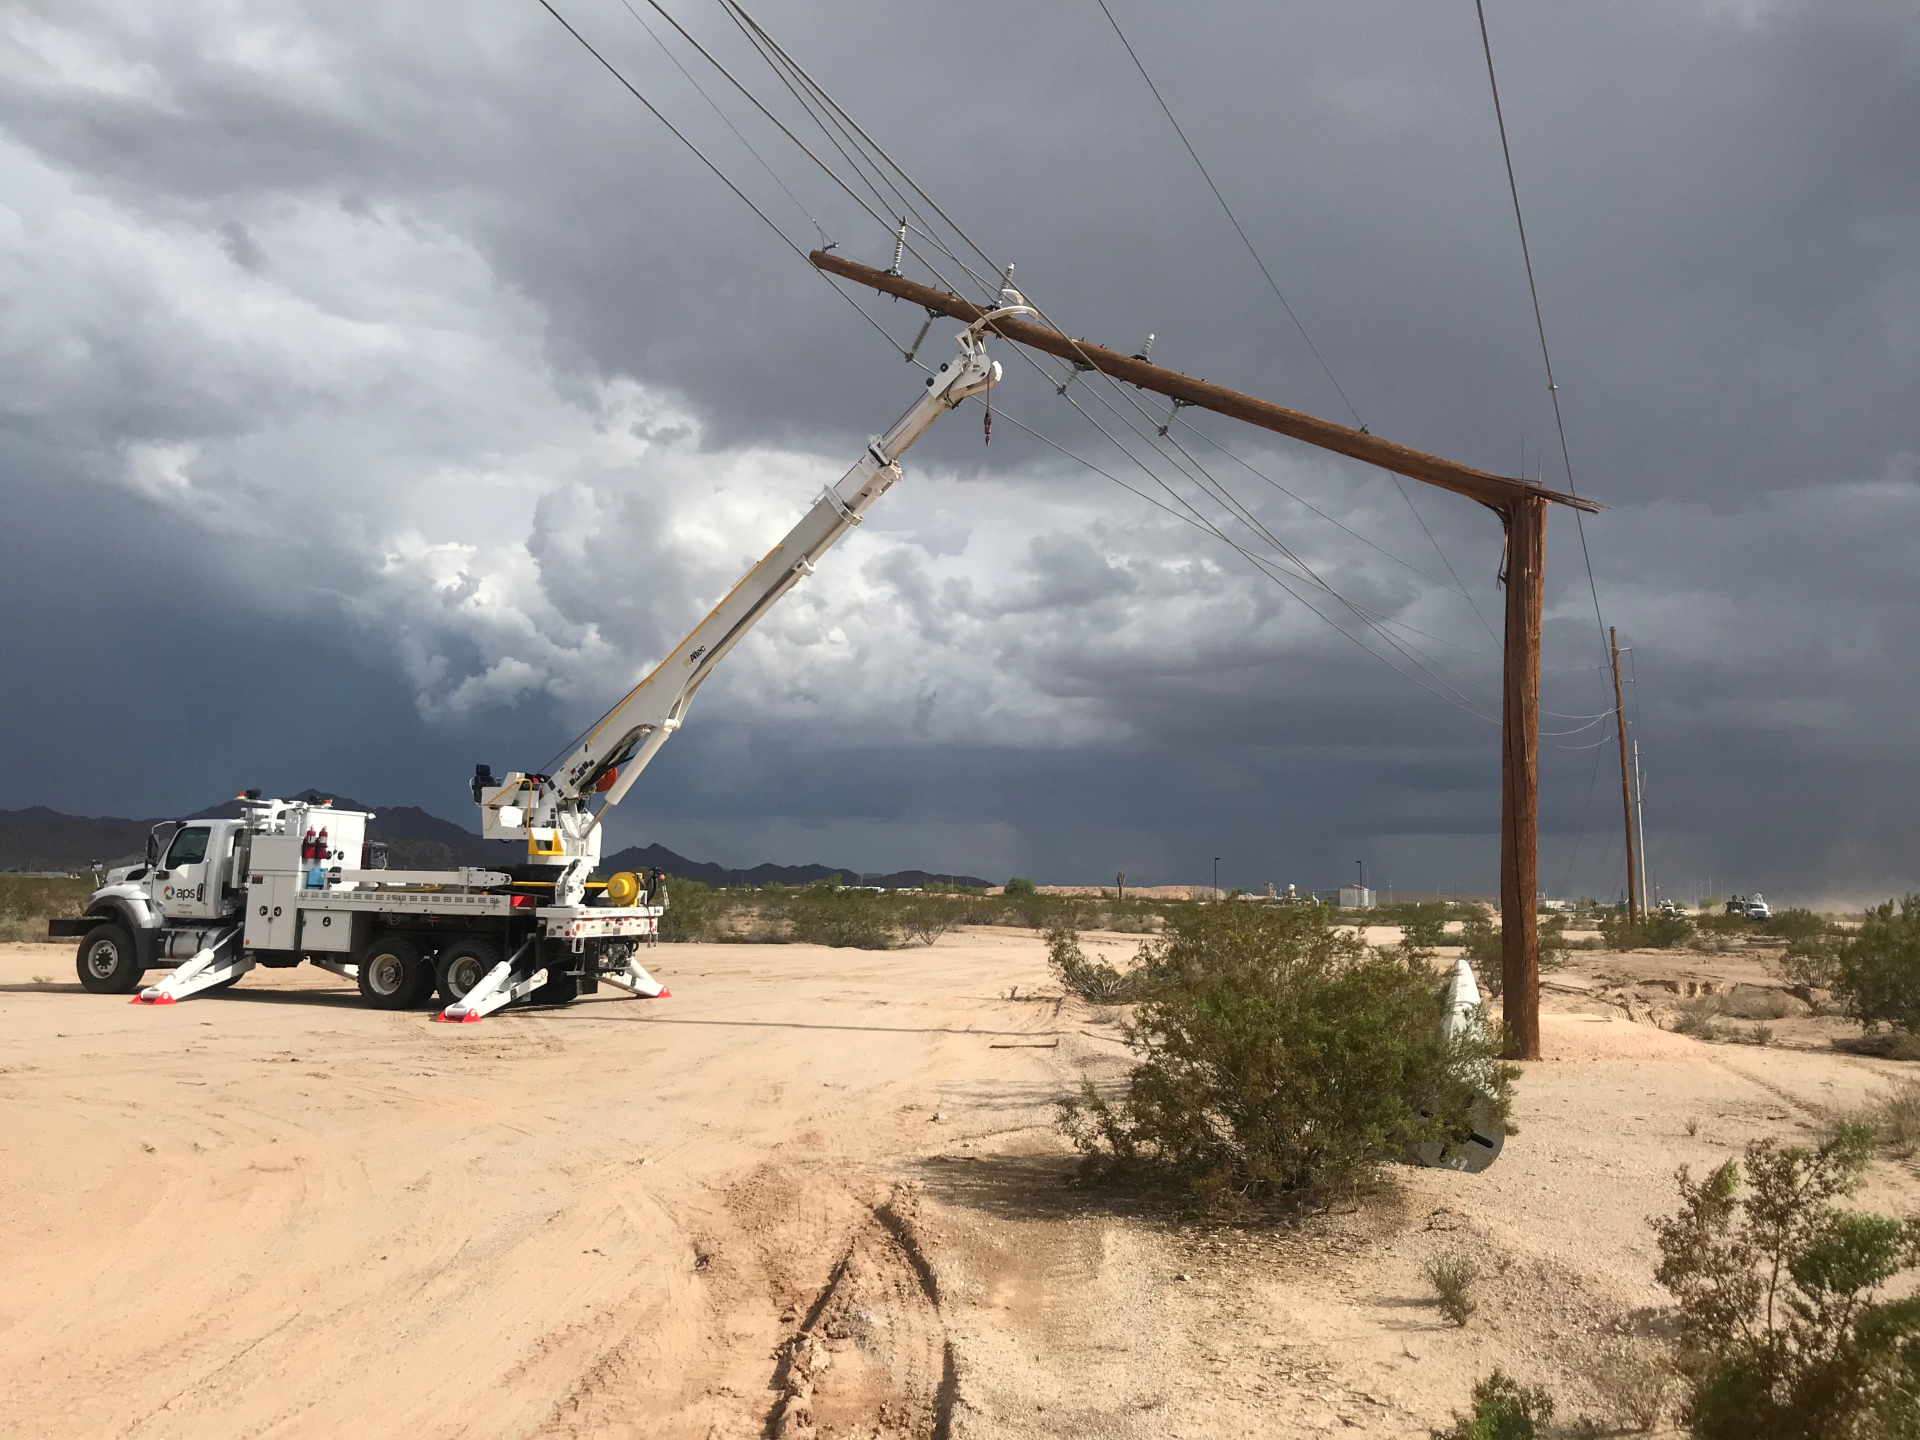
[0,791,989,890]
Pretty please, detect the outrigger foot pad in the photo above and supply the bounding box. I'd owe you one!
[435,957,547,1024]
[134,934,249,1005]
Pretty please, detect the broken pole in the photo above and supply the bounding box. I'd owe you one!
[813,250,1601,1061]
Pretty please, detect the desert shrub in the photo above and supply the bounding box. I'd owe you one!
[1764,907,1828,945]
[1855,1079,1920,1159]
[1652,1124,1920,1439]
[0,874,92,943]
[1430,1371,1555,1440]
[1004,876,1037,895]
[1672,998,1723,1041]
[1746,1023,1774,1047]
[1539,914,1570,971]
[1585,1338,1675,1432]
[656,876,718,942]
[1060,903,1515,1213]
[895,895,958,947]
[1603,909,1694,951]
[783,885,896,949]
[1426,1250,1482,1326]
[1045,922,1147,1003]
[1769,909,1842,991]
[1693,910,1750,937]
[1645,909,1696,948]
[1460,909,1503,994]
[1400,903,1450,953]
[1717,988,1799,1021]
[1833,895,1920,1036]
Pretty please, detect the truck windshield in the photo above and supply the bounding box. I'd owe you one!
[164,826,211,868]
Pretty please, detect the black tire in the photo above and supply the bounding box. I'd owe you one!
[357,935,427,1010]
[76,922,142,994]
[434,938,500,1006]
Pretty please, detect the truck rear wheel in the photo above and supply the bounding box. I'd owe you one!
[76,922,141,994]
[434,938,499,1006]
[357,936,427,1010]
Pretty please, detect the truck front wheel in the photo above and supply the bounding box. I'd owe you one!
[76,922,142,994]
[357,936,428,1010]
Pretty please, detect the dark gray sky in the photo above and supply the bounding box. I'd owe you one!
[2,1,1914,902]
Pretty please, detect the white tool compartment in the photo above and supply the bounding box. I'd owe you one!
[301,907,355,953]
[245,872,301,950]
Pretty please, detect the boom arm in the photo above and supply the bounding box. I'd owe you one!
[477,310,1024,863]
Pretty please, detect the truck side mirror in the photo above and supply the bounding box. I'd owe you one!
[146,831,159,864]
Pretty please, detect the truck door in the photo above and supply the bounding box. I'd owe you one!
[156,823,217,921]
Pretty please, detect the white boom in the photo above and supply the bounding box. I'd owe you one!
[474,304,1030,865]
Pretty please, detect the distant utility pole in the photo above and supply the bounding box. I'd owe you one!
[1610,627,1641,925]
[1633,739,1650,910]
[1214,856,1221,899]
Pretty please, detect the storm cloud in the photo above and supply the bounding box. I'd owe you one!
[1,1,1914,902]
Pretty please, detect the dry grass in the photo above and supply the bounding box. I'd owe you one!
[1717,988,1800,1020]
[1584,1337,1675,1432]
[1839,1078,1920,1158]
[1833,1031,1920,1062]
[1672,998,1723,1040]
[1425,1251,1482,1327]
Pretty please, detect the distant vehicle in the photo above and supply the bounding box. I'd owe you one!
[1725,894,1772,921]
[1658,899,1687,918]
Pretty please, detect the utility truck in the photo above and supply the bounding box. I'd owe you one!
[55,303,1022,1019]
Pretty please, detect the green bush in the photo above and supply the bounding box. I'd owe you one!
[1764,907,1828,944]
[1460,909,1502,993]
[655,876,718,942]
[1600,909,1694,951]
[1693,910,1750,937]
[1045,922,1148,1002]
[1834,896,1920,1035]
[1426,1250,1482,1326]
[1060,903,1515,1213]
[1004,876,1037,895]
[1539,913,1570,971]
[1399,903,1450,954]
[0,874,92,943]
[1430,1371,1555,1440]
[895,895,959,947]
[783,885,897,949]
[1652,1125,1920,1439]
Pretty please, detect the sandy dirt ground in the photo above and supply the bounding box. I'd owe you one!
[5,928,1918,1438]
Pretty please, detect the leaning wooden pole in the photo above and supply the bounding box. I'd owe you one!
[1610,627,1639,925]
[810,251,1600,1063]
[1499,497,1546,1060]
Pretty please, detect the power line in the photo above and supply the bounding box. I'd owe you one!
[1093,2,1504,653]
[1093,0,1363,429]
[1473,1,1623,890]
[543,0,1532,729]
[1472,0,1606,652]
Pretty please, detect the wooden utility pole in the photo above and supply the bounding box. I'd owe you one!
[814,251,1601,1060]
[1499,495,1545,1058]
[1610,627,1639,925]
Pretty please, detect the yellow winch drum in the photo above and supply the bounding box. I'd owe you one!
[604,871,641,906]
